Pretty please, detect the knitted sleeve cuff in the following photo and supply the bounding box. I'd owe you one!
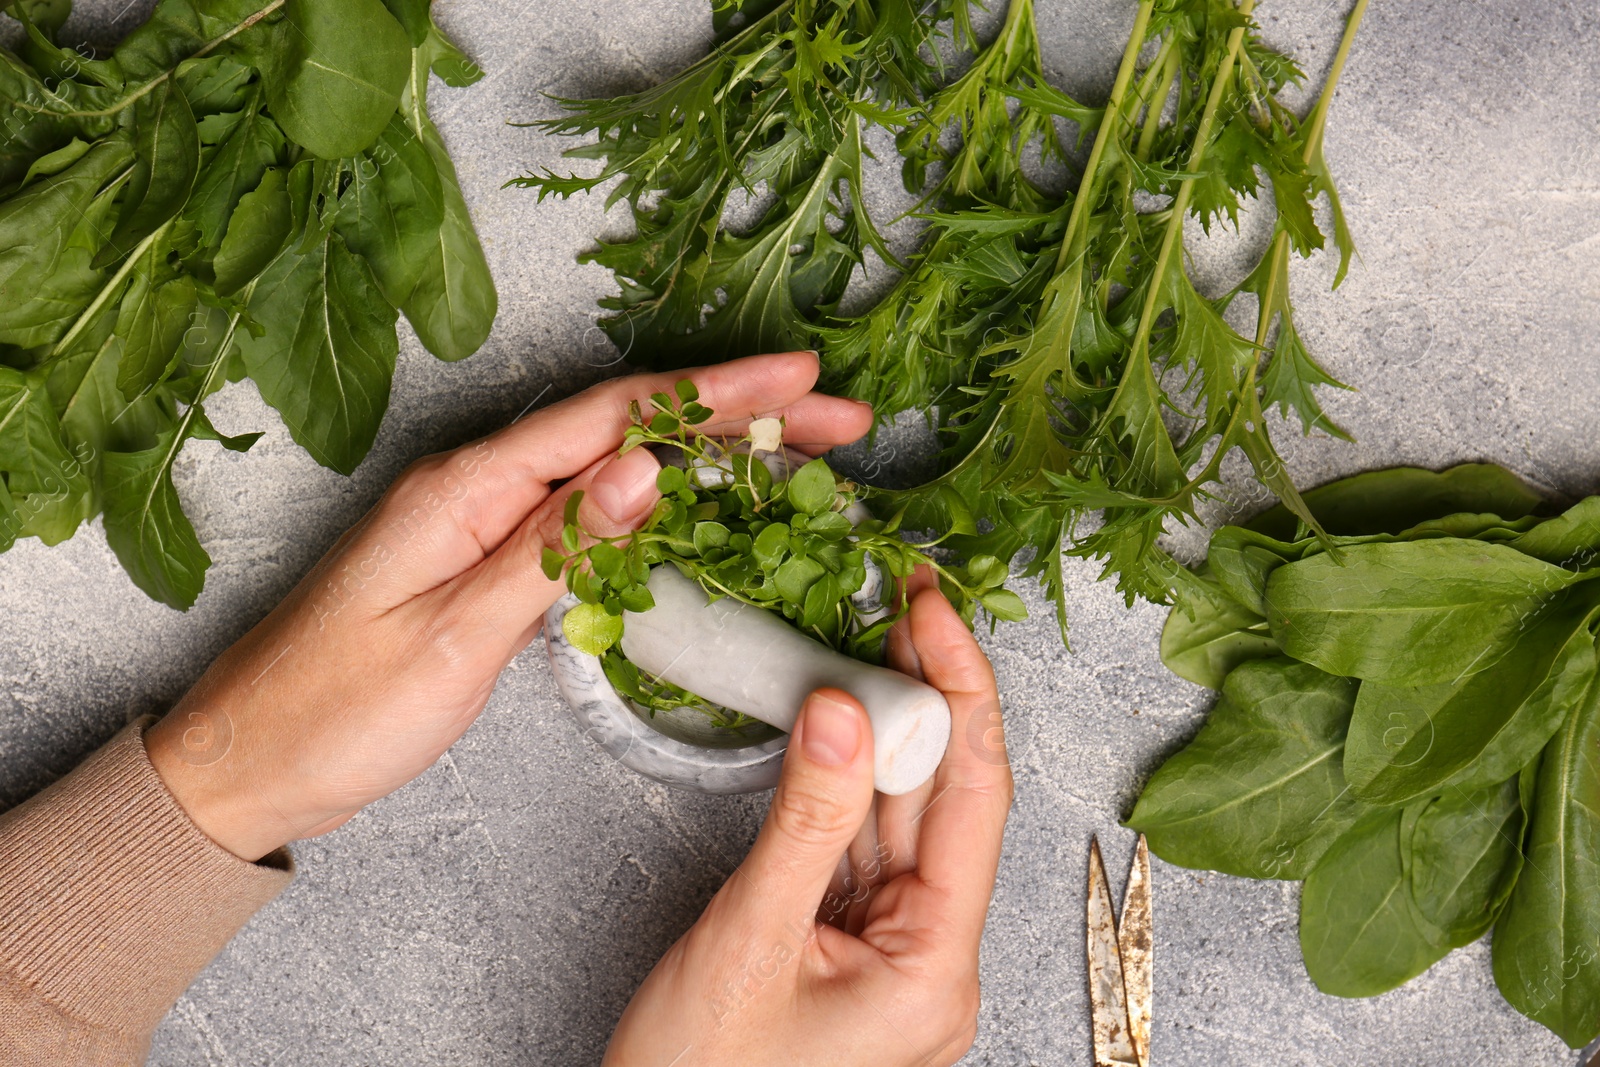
[0,717,293,1062]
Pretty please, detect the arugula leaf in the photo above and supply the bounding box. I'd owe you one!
[0,0,495,604]
[234,161,400,475]
[256,0,412,160]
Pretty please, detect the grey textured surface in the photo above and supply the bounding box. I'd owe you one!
[2,0,1598,1064]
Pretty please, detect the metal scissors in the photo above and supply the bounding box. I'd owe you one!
[1087,834,1152,1067]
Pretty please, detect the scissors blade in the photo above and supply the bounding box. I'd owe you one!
[1118,835,1152,1067]
[1087,837,1141,1067]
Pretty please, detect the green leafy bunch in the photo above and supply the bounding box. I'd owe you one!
[0,0,497,608]
[510,0,960,367]
[522,0,1369,646]
[542,380,1023,722]
[1128,463,1600,1048]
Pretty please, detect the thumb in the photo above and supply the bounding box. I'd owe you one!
[724,689,876,937]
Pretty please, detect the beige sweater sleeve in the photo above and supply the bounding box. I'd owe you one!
[0,718,293,1066]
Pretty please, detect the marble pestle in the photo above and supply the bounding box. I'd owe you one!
[619,565,951,795]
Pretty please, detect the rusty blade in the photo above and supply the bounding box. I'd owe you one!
[1119,835,1152,1067]
[1087,837,1141,1067]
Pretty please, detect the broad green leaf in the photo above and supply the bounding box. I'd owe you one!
[0,365,93,544]
[1299,808,1451,997]
[235,164,399,474]
[214,166,291,295]
[183,102,286,253]
[334,115,444,307]
[114,249,198,401]
[101,424,209,609]
[97,79,200,267]
[1246,463,1548,542]
[1344,592,1600,803]
[1494,680,1600,1048]
[1208,525,1303,616]
[0,137,132,347]
[1511,497,1600,569]
[1128,658,1368,880]
[259,0,411,160]
[1407,775,1525,948]
[1160,578,1279,689]
[1266,540,1594,687]
[397,40,496,360]
[786,457,837,516]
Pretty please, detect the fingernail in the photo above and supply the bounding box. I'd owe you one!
[800,691,861,766]
[589,448,661,522]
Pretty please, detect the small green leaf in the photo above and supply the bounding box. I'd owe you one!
[786,457,837,515]
[541,547,565,580]
[979,589,1028,622]
[562,601,623,655]
[692,521,730,554]
[564,489,585,529]
[588,542,625,581]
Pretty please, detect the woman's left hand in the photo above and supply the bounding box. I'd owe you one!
[147,351,872,862]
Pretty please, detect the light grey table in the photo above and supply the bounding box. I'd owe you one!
[2,1,1597,1063]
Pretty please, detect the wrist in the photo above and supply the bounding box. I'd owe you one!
[145,707,290,863]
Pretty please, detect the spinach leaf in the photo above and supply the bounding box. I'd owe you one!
[1208,526,1303,616]
[1159,574,1278,689]
[1246,463,1548,541]
[1406,776,1525,947]
[1343,590,1600,803]
[1266,540,1596,687]
[1511,497,1600,570]
[1299,807,1452,997]
[1493,678,1600,1048]
[258,0,412,160]
[1127,658,1367,880]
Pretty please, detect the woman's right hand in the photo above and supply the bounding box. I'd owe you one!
[603,573,1013,1066]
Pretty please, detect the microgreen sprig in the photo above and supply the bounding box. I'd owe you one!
[543,381,1023,723]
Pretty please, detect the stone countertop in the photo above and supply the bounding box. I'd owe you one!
[2,0,1597,1064]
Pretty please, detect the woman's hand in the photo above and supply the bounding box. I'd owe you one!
[146,352,873,863]
[602,572,1014,1067]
